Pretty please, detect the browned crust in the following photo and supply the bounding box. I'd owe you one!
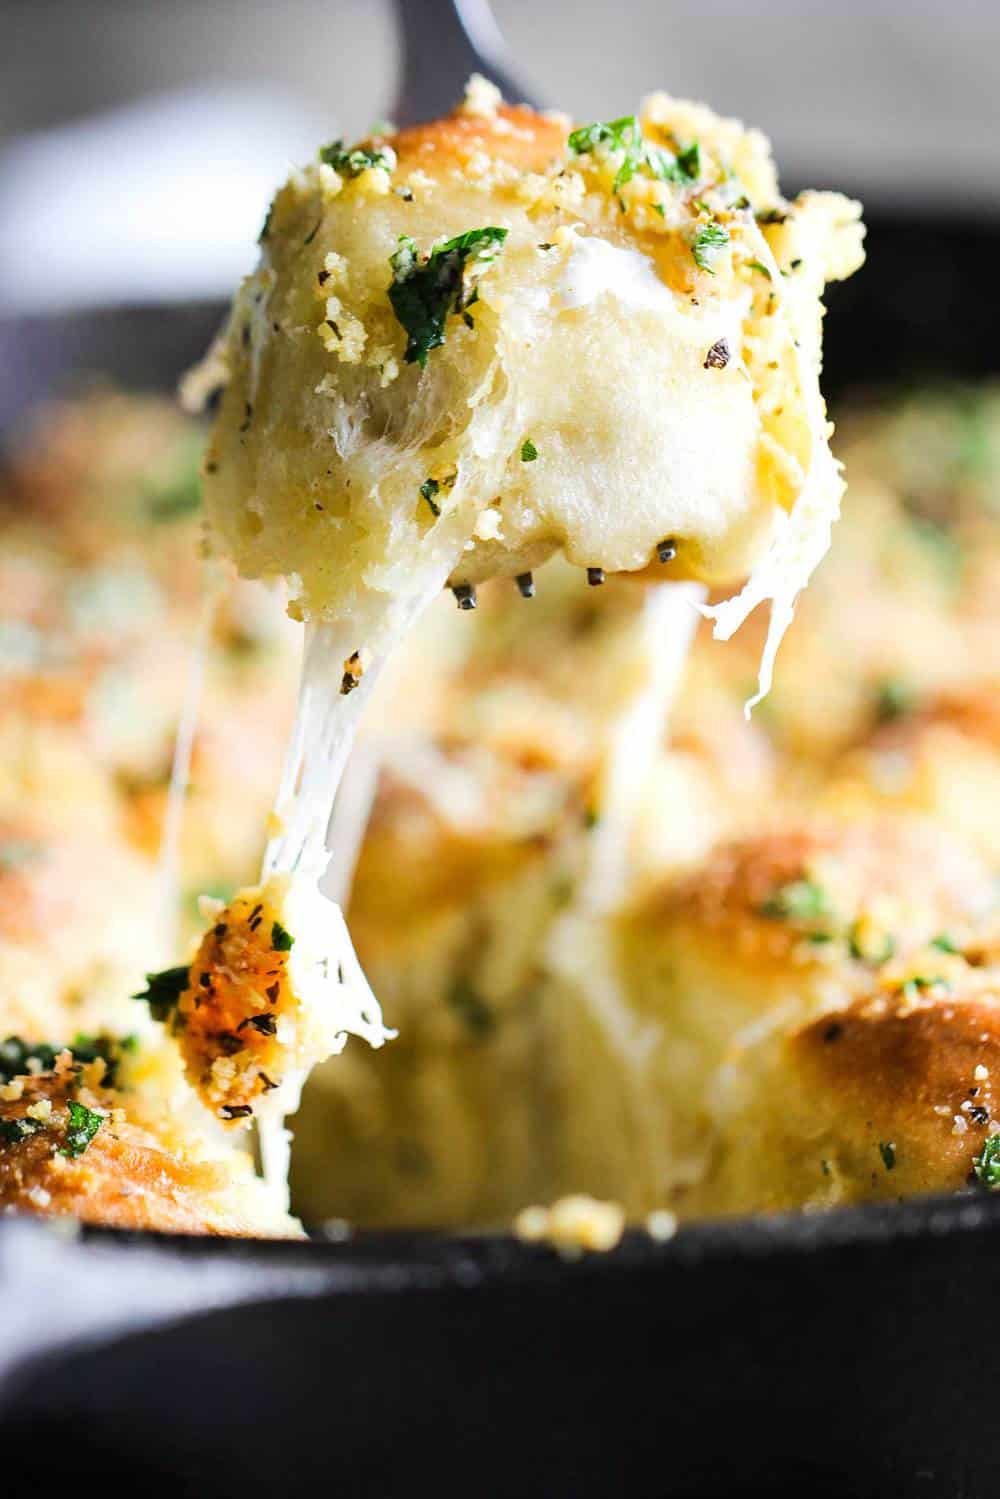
[640,817,990,948]
[391,104,567,177]
[0,1065,288,1236]
[791,981,1000,1192]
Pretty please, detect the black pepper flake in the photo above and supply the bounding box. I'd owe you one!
[204,460,219,475]
[265,982,280,1003]
[303,218,322,246]
[214,923,227,939]
[587,567,605,587]
[258,1072,278,1092]
[452,584,477,610]
[220,1104,254,1120]
[703,338,731,370]
[217,1033,244,1056]
[248,914,263,932]
[238,1013,278,1037]
[239,402,253,434]
[249,904,262,922]
[823,1022,844,1043]
[199,972,212,988]
[970,1106,991,1126]
[657,538,677,564]
[515,572,535,599]
[326,318,342,338]
[317,269,331,285]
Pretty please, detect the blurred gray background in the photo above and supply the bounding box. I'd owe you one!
[1,0,997,311]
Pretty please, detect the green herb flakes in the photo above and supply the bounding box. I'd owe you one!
[874,677,915,724]
[568,116,701,193]
[691,221,730,274]
[60,1100,103,1159]
[319,140,394,177]
[133,965,190,1024]
[520,439,538,463]
[901,975,949,1001]
[271,921,295,952]
[972,1135,1000,1188]
[388,227,508,367]
[0,1034,130,1088]
[420,478,441,516]
[446,980,495,1038]
[759,879,830,923]
[0,1117,44,1147]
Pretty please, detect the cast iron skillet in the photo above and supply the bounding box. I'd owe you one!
[1,212,999,1498]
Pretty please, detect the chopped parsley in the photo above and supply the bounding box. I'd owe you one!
[874,676,915,724]
[520,439,538,463]
[691,221,730,274]
[0,1117,44,1147]
[145,467,201,523]
[746,259,772,280]
[674,142,701,181]
[388,227,508,367]
[271,921,295,952]
[446,980,495,1038]
[930,933,960,954]
[420,477,441,516]
[567,116,701,193]
[60,1100,103,1158]
[972,1135,1000,1189]
[319,139,395,177]
[759,879,830,923]
[901,974,949,1001]
[878,1140,896,1172]
[0,1034,132,1088]
[133,965,190,1024]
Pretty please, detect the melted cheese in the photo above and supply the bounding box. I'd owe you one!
[186,86,863,1209]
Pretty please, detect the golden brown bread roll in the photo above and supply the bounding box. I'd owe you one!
[688,962,1000,1216]
[198,82,862,709]
[0,1047,298,1236]
[541,816,996,1215]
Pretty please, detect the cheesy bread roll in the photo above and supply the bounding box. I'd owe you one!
[542,816,995,1214]
[825,683,1000,866]
[687,960,1000,1218]
[198,80,862,695]
[0,1041,297,1236]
